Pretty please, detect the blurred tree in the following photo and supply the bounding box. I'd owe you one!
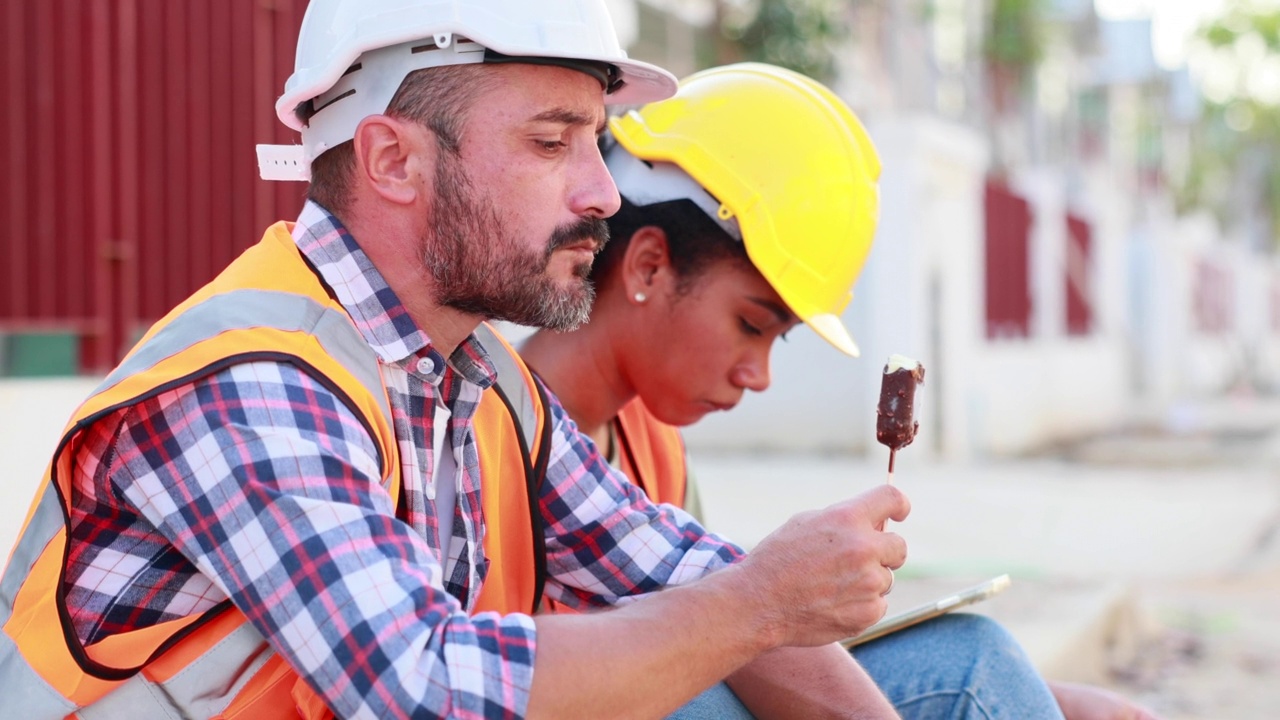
[983,0,1048,115]
[1181,3,1280,249]
[717,0,849,82]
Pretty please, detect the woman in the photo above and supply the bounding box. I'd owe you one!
[519,63,1158,720]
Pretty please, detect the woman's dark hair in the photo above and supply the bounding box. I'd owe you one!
[593,196,750,293]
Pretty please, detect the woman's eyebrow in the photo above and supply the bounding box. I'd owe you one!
[748,297,797,325]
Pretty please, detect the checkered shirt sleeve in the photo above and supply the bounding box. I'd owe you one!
[536,387,747,608]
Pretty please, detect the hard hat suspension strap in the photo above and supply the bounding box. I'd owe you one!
[603,142,742,242]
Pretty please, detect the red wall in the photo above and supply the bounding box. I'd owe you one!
[1064,212,1094,336]
[984,180,1033,339]
[0,0,311,372]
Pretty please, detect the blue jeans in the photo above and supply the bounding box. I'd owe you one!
[667,614,1065,720]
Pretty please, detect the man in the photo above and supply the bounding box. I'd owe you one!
[0,1,906,718]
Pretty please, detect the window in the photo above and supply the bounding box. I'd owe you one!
[984,180,1033,339]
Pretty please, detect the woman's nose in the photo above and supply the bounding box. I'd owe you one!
[731,350,771,393]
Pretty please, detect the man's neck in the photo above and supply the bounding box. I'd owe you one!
[413,309,481,360]
[342,212,479,358]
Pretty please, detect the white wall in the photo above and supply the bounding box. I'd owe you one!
[965,338,1129,455]
[1254,256,1280,392]
[1232,246,1280,391]
[0,379,100,565]
[1125,202,1180,404]
[1124,204,1280,401]
[683,115,1138,459]
[864,116,989,462]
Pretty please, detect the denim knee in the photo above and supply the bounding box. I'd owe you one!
[666,682,755,720]
[852,613,1065,720]
[930,613,1022,659]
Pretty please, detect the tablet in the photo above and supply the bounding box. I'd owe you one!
[840,574,1012,649]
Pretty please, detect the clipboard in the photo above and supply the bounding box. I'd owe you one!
[841,574,1012,649]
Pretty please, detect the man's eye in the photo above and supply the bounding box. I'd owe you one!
[739,318,763,336]
[537,140,567,152]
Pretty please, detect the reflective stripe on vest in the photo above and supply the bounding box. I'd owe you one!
[0,223,399,719]
[93,288,392,434]
[615,398,688,508]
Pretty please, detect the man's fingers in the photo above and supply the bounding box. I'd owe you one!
[832,484,911,526]
[881,566,896,596]
[880,531,908,569]
[887,491,911,523]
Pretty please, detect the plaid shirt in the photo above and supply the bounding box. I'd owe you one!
[64,201,744,719]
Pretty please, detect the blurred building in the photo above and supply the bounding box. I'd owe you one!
[0,0,313,374]
[644,0,1280,458]
[2,0,1276,459]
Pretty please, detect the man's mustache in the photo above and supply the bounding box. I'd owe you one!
[547,217,610,255]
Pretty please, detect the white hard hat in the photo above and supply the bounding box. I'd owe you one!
[257,0,677,182]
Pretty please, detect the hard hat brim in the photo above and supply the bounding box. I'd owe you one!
[596,56,679,105]
[276,46,676,133]
[807,313,861,358]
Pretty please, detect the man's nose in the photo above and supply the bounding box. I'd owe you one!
[570,141,622,218]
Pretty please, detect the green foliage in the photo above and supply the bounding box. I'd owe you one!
[983,0,1047,69]
[1179,5,1280,247]
[981,0,1048,116]
[1199,5,1280,51]
[719,0,849,82]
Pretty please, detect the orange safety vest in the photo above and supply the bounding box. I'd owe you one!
[0,222,549,719]
[472,389,690,616]
[469,331,553,615]
[614,397,688,509]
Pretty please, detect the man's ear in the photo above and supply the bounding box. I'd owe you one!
[621,225,676,303]
[352,115,429,206]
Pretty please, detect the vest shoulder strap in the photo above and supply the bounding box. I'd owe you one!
[472,324,554,610]
[615,398,688,508]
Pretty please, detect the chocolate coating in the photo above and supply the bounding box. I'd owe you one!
[876,361,925,451]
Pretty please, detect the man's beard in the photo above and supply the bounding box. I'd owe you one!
[422,151,608,331]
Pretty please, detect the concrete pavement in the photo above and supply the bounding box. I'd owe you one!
[684,392,1280,718]
[691,450,1279,582]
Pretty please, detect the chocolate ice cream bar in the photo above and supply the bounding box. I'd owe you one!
[876,355,925,470]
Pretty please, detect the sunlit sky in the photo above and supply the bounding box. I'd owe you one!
[1093,0,1228,69]
[1094,0,1280,106]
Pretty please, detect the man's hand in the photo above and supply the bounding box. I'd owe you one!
[736,484,910,648]
[528,485,908,719]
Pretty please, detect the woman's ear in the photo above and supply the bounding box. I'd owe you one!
[352,115,429,206]
[620,226,675,305]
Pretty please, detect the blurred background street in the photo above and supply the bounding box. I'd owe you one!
[691,393,1280,719]
[4,0,1280,717]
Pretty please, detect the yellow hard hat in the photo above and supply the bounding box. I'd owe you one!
[608,62,881,357]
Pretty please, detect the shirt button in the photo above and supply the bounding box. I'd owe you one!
[417,357,436,375]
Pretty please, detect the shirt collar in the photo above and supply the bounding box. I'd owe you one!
[291,200,496,388]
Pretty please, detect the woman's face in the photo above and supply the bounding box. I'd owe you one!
[629,258,800,426]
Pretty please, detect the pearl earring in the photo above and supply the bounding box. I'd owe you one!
[634,292,647,303]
